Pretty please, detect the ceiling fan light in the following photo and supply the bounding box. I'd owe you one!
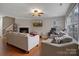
[31,8,44,16]
[34,10,38,13]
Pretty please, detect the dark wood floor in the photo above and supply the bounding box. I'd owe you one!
[0,38,41,56]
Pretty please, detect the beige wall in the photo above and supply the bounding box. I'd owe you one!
[31,17,65,34]
[15,16,65,35]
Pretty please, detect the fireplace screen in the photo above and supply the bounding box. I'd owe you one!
[19,28,29,33]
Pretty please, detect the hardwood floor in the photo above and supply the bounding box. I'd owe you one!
[0,38,41,56]
[0,37,78,56]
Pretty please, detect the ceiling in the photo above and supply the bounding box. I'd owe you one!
[0,3,71,19]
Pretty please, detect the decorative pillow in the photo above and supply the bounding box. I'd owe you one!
[30,32,37,36]
[60,38,72,44]
[58,32,65,37]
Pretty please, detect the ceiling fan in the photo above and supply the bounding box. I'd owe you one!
[32,8,44,16]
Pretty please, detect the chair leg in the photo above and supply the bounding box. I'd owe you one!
[26,51,29,54]
[36,44,38,47]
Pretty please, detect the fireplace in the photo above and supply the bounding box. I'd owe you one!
[19,27,29,33]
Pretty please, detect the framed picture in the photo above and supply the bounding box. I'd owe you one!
[32,20,43,27]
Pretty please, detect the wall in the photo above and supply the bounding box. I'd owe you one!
[0,16,3,37]
[31,17,65,34]
[15,19,31,32]
[15,16,65,35]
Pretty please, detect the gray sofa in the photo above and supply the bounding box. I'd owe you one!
[40,42,77,56]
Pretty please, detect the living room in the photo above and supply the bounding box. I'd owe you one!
[0,3,79,56]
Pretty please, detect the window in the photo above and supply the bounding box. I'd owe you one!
[66,4,79,41]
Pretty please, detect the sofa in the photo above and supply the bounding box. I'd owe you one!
[6,32,39,52]
[41,38,77,56]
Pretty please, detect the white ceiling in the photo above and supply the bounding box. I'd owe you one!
[0,3,70,19]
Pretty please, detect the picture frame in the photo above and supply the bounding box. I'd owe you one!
[32,20,43,27]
